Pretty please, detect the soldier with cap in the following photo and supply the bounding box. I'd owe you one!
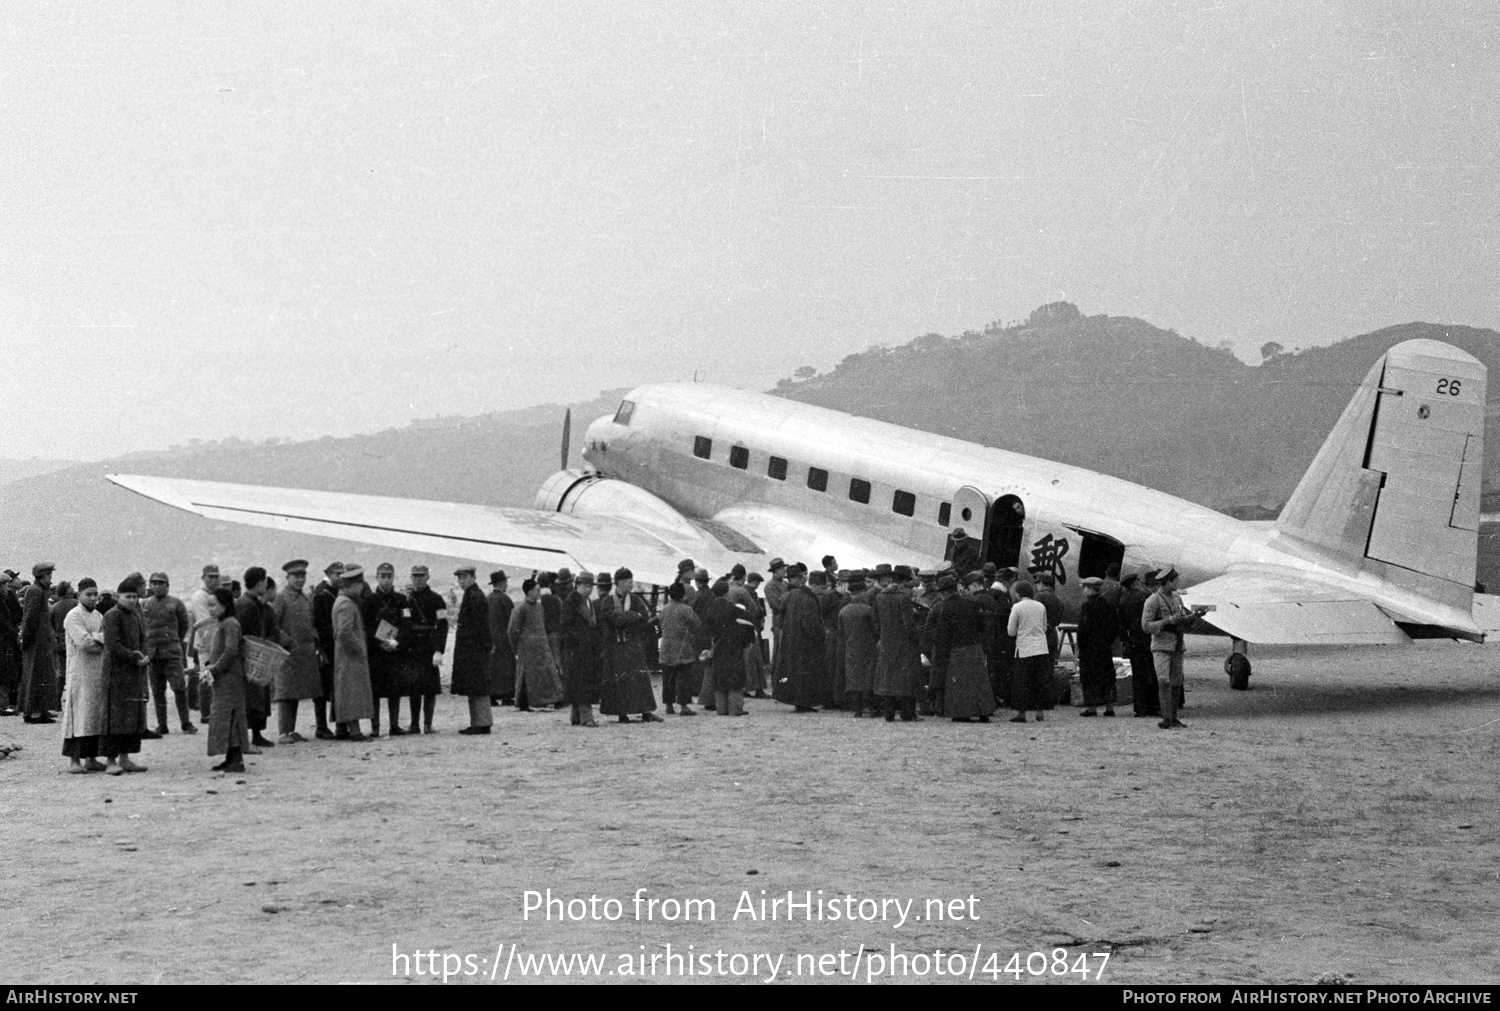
[310,560,343,739]
[1141,568,1204,729]
[1076,576,1120,717]
[100,573,149,773]
[597,567,661,723]
[235,567,279,750]
[187,564,222,723]
[141,571,194,735]
[20,562,59,723]
[331,565,374,739]
[271,559,321,743]
[405,564,447,733]
[559,570,603,726]
[449,565,494,734]
[486,571,516,706]
[361,562,409,737]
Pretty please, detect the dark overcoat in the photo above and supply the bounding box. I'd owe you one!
[450,583,494,697]
[486,590,516,697]
[775,584,827,707]
[872,586,920,698]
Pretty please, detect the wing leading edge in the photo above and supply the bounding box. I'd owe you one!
[105,473,750,588]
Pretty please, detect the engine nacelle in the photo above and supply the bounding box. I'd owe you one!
[535,469,699,540]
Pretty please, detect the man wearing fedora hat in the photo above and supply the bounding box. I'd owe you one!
[486,571,516,706]
[331,565,374,740]
[948,527,982,578]
[450,565,494,735]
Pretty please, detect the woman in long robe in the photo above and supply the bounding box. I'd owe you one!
[202,587,248,772]
[60,581,106,772]
[508,579,563,710]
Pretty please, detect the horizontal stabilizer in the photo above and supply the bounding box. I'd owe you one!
[105,474,755,588]
[1182,572,1412,645]
[1474,593,1500,636]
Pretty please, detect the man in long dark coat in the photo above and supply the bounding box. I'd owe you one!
[872,564,920,721]
[486,570,516,705]
[0,571,22,715]
[838,574,878,716]
[1076,576,1120,717]
[814,571,848,709]
[596,568,660,722]
[450,565,494,735]
[558,570,602,726]
[1117,572,1158,717]
[777,563,828,712]
[989,568,1017,707]
[932,573,997,721]
[20,562,58,723]
[100,574,149,773]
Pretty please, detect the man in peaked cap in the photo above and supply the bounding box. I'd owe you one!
[271,559,321,743]
[403,564,445,733]
[141,571,193,736]
[309,560,344,738]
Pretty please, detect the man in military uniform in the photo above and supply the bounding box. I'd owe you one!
[405,564,447,734]
[361,562,409,736]
[272,559,322,743]
[311,560,343,739]
[141,572,194,735]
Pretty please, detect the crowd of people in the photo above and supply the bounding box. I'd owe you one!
[0,551,1209,776]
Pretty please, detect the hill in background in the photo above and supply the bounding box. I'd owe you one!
[3,305,1496,590]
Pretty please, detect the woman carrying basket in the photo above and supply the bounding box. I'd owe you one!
[201,587,249,773]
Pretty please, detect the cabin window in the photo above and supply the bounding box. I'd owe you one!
[892,490,916,516]
[849,478,871,504]
[807,467,828,492]
[938,502,952,527]
[729,445,749,470]
[613,400,636,426]
[693,436,712,460]
[768,455,788,481]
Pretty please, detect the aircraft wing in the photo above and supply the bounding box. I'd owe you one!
[105,473,749,588]
[1180,571,1414,645]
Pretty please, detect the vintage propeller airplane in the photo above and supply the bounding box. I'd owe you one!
[108,338,1497,657]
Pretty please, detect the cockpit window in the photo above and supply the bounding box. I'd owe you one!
[613,400,636,426]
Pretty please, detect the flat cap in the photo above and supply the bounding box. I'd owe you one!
[454,564,476,576]
[768,557,786,571]
[1080,576,1104,588]
[1119,573,1140,588]
[282,559,309,574]
[745,572,764,584]
[32,562,56,577]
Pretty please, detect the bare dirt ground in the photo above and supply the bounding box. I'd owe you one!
[3,638,1497,986]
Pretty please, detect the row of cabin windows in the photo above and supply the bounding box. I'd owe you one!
[691,436,947,525]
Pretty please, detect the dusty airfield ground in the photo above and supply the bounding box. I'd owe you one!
[3,637,1497,986]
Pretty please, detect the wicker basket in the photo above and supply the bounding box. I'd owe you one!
[242,635,289,688]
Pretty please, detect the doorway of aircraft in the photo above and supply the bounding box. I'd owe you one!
[987,493,1026,570]
[1071,526,1127,580]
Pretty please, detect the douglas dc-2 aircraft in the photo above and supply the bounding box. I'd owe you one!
[109,338,1498,662]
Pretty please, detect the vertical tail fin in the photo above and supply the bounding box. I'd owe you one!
[1276,339,1485,612]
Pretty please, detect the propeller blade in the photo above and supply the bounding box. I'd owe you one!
[561,408,572,470]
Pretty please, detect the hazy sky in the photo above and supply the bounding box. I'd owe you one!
[5,1,1498,460]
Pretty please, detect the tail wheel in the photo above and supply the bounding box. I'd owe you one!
[1224,652,1251,690]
